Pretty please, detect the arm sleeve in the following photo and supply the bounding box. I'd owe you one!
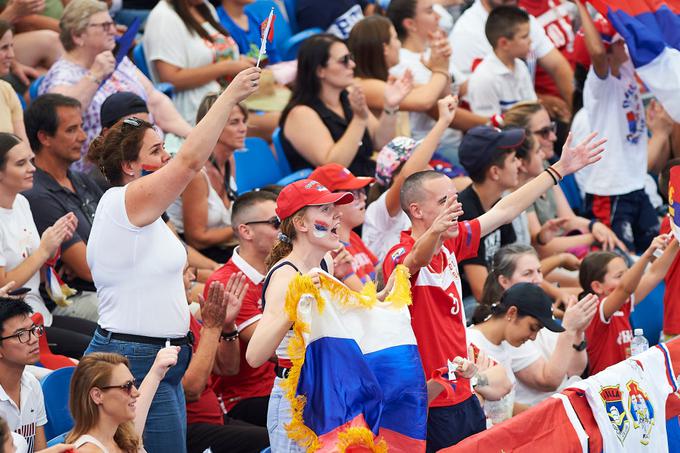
[236,287,264,331]
[143,5,191,68]
[530,15,556,59]
[510,340,542,372]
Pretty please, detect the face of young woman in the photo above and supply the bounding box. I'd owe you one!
[384,26,401,68]
[318,42,356,90]
[520,140,546,178]
[0,30,14,77]
[301,204,343,251]
[0,143,35,195]
[337,189,367,230]
[528,108,557,160]
[97,363,140,424]
[505,312,542,347]
[411,0,440,41]
[216,105,248,152]
[128,129,170,178]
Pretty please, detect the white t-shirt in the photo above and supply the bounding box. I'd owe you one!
[167,171,232,234]
[449,0,555,81]
[467,53,537,116]
[363,191,411,263]
[581,62,647,196]
[0,372,47,453]
[512,329,581,406]
[389,48,463,165]
[87,185,189,337]
[143,0,239,124]
[0,195,51,325]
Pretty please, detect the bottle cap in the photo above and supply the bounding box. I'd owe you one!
[634,328,644,336]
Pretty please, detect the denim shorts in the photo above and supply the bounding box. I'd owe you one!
[267,377,305,453]
[85,329,192,453]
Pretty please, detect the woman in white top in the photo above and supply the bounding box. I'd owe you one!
[83,67,260,453]
[67,348,179,453]
[167,94,246,263]
[472,244,596,408]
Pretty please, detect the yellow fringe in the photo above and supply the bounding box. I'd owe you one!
[337,427,388,453]
[280,265,412,452]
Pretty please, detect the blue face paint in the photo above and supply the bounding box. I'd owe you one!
[141,165,159,177]
[313,220,330,238]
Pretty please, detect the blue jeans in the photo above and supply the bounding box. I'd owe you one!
[85,329,192,453]
[267,377,305,453]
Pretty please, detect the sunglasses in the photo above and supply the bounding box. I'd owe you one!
[100,379,137,395]
[0,325,44,344]
[531,121,557,139]
[336,53,354,67]
[245,217,281,229]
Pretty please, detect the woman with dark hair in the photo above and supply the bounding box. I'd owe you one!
[0,20,27,143]
[279,33,411,177]
[143,0,256,124]
[83,67,260,453]
[66,349,178,452]
[167,93,248,262]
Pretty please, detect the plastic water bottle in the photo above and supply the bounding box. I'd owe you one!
[630,328,649,356]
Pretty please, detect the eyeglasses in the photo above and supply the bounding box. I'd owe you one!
[100,379,137,395]
[0,325,44,344]
[531,121,557,139]
[245,217,281,229]
[336,53,354,67]
[87,21,115,32]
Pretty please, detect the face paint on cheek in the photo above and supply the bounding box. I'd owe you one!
[141,164,160,177]
[312,220,330,238]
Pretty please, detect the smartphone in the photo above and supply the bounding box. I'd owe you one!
[7,287,30,296]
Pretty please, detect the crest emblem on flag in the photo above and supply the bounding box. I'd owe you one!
[668,166,680,242]
[627,380,655,445]
[600,385,630,445]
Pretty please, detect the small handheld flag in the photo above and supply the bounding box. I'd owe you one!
[256,7,275,68]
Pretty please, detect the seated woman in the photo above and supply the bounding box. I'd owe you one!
[167,93,244,263]
[503,102,625,259]
[39,0,191,172]
[66,348,179,452]
[280,33,409,177]
[0,132,100,359]
[474,245,595,407]
[0,20,27,142]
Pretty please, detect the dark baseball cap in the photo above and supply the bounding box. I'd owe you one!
[100,92,149,129]
[459,126,526,176]
[501,282,565,332]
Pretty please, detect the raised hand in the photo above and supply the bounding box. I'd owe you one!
[150,346,180,380]
[431,194,464,235]
[223,272,247,326]
[536,217,569,244]
[437,95,458,125]
[555,132,606,176]
[224,66,262,103]
[348,85,369,120]
[645,233,672,259]
[561,293,598,333]
[332,245,356,281]
[591,221,623,252]
[384,70,414,109]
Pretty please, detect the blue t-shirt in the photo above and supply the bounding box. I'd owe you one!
[216,6,281,63]
[296,0,367,39]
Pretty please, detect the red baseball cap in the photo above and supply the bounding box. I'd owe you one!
[275,179,354,220]
[308,163,374,191]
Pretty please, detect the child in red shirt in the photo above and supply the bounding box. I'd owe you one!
[578,234,677,375]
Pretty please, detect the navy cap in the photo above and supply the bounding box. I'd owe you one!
[100,92,149,129]
[459,126,526,176]
[501,283,565,332]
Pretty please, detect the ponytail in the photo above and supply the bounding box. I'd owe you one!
[264,208,307,270]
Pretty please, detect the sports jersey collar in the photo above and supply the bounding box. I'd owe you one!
[486,52,513,76]
[230,247,265,285]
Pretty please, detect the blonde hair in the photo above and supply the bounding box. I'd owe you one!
[59,0,108,51]
[66,353,141,452]
[502,101,546,131]
[265,208,307,270]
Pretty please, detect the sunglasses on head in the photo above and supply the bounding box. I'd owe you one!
[245,217,281,229]
[100,379,137,395]
[531,121,557,139]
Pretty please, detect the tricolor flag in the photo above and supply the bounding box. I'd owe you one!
[588,0,680,121]
[43,249,76,307]
[668,166,680,242]
[256,7,275,67]
[282,265,427,452]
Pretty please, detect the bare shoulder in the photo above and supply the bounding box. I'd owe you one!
[76,443,107,453]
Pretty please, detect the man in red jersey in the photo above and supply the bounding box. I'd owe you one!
[383,126,606,451]
[205,190,279,427]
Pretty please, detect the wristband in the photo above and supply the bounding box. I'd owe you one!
[547,165,563,181]
[489,113,504,128]
[543,167,558,185]
[220,330,239,342]
[572,340,587,352]
[341,272,355,282]
[588,219,598,233]
[383,105,399,116]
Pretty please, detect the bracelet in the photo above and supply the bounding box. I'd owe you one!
[341,272,355,282]
[85,71,101,85]
[544,167,559,185]
[220,330,239,342]
[547,165,563,181]
[383,105,399,116]
[588,219,598,232]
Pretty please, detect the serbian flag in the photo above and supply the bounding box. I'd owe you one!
[668,166,680,241]
[588,0,680,122]
[43,249,76,307]
[281,265,427,452]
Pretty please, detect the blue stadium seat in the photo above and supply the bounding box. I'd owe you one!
[234,137,284,193]
[41,366,75,440]
[28,75,45,102]
[272,127,292,176]
[132,43,174,98]
[47,432,67,447]
[669,416,680,452]
[630,281,664,346]
[559,173,584,216]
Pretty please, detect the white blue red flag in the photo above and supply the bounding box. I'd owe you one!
[281,265,427,452]
[589,0,680,121]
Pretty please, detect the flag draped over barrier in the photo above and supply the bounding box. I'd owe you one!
[281,265,428,452]
[588,0,680,121]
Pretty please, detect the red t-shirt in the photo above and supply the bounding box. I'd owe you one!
[383,220,481,407]
[206,250,275,411]
[520,0,576,98]
[344,231,379,284]
[585,296,634,375]
[660,217,680,335]
[186,316,224,426]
